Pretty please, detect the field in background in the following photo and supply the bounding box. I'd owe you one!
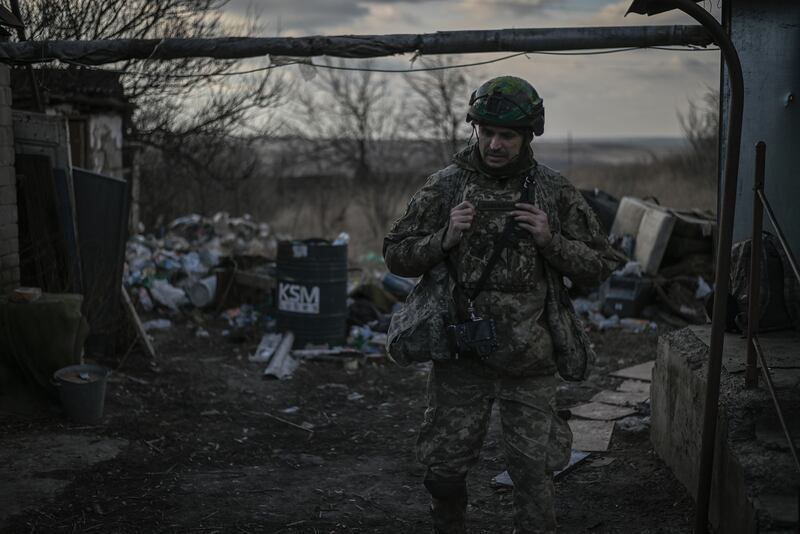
[264,137,717,261]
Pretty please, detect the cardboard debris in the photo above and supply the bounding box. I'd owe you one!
[609,360,655,382]
[570,402,637,421]
[569,420,616,452]
[611,196,648,237]
[263,332,297,379]
[121,285,157,360]
[591,389,650,407]
[617,379,651,394]
[610,197,676,275]
[249,333,283,362]
[492,451,591,486]
[636,208,676,275]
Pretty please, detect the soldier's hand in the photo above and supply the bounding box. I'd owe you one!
[512,203,553,247]
[442,201,475,251]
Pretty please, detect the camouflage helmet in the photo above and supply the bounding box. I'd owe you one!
[466,76,544,136]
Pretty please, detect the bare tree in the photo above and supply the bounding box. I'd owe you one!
[404,56,475,164]
[21,0,287,226]
[678,89,719,184]
[23,0,284,138]
[291,60,416,244]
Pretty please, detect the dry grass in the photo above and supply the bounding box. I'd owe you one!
[570,160,717,213]
[264,153,717,263]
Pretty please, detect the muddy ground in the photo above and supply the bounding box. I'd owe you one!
[1,315,693,533]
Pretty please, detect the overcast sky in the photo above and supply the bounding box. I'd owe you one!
[222,0,721,139]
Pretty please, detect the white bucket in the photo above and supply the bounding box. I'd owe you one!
[187,275,217,308]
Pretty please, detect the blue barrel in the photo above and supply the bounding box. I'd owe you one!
[276,240,348,347]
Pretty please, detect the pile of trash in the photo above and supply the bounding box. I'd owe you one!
[124,212,281,313]
[124,193,719,377]
[576,192,717,332]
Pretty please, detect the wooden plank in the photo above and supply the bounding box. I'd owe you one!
[120,285,156,360]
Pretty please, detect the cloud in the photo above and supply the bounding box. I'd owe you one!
[226,0,371,33]
[587,0,721,26]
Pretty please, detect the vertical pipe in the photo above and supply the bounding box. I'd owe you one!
[662,2,745,534]
[745,142,766,388]
[626,8,743,531]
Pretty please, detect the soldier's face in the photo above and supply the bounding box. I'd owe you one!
[477,124,525,168]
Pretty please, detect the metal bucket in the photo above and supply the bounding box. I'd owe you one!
[53,364,110,425]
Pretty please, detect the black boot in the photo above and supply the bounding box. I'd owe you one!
[425,476,468,534]
[430,494,467,534]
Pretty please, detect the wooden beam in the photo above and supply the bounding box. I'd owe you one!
[0,25,713,65]
[120,285,157,360]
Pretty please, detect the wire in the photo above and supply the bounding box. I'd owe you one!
[53,44,720,80]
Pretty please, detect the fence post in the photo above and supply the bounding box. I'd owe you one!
[745,141,766,388]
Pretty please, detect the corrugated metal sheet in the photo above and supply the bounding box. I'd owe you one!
[721,1,800,257]
[72,167,130,358]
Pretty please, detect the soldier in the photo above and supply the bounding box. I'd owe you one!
[383,76,622,533]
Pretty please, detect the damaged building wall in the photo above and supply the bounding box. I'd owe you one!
[722,1,800,255]
[87,113,123,178]
[48,105,124,179]
[0,63,18,294]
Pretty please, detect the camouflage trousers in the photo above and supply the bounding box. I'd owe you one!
[417,362,572,534]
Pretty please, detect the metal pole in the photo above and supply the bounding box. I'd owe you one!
[0,25,714,65]
[623,7,742,531]
[758,189,800,286]
[666,2,744,533]
[745,142,765,388]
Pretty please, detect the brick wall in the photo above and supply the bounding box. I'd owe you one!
[0,63,18,295]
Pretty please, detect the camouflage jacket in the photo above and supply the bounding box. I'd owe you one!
[384,145,621,377]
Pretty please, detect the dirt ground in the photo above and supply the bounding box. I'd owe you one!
[1,315,694,533]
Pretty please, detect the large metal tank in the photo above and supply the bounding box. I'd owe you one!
[275,240,347,347]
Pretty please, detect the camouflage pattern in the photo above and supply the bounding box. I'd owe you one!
[384,143,621,533]
[386,169,467,366]
[467,76,544,134]
[417,364,570,533]
[385,145,621,377]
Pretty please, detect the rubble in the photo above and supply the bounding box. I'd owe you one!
[120,189,716,378]
[124,211,281,314]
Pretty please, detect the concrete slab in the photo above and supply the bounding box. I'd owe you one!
[591,389,650,407]
[609,360,654,382]
[651,326,800,534]
[568,420,615,452]
[689,324,800,376]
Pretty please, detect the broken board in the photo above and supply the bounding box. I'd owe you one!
[568,420,615,452]
[492,451,591,486]
[570,402,637,421]
[591,389,650,407]
[617,379,651,394]
[609,360,655,382]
